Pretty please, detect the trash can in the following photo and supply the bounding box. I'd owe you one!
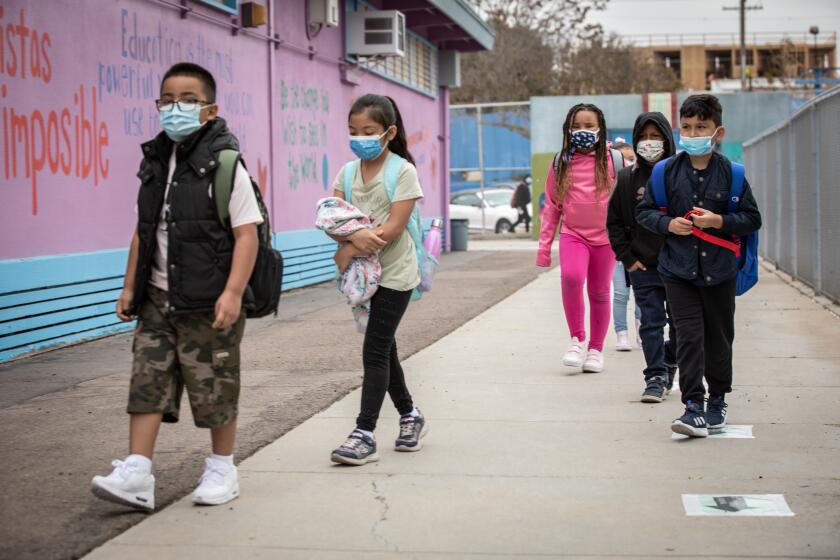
[450,219,469,251]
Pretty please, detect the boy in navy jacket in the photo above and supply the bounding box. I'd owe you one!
[637,94,761,438]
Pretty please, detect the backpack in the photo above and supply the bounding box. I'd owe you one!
[342,154,437,301]
[213,149,284,318]
[651,157,758,296]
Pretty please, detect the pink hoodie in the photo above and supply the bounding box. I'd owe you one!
[536,151,616,267]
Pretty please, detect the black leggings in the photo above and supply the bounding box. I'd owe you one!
[356,286,415,431]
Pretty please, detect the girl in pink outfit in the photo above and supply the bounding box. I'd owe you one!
[537,103,622,373]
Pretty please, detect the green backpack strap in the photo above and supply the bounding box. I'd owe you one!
[382,154,426,301]
[343,160,360,203]
[214,149,241,227]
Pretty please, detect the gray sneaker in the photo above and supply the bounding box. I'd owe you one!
[641,378,666,403]
[395,410,428,452]
[331,430,379,466]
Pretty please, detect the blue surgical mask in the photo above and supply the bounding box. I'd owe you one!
[569,128,599,151]
[679,128,720,156]
[349,129,391,160]
[160,104,205,142]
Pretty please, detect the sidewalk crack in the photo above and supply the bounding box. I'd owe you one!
[371,479,399,552]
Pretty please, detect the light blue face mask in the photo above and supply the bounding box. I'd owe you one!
[159,104,205,142]
[349,128,392,160]
[679,128,720,156]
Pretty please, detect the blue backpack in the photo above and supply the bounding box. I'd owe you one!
[651,157,758,296]
[342,154,437,301]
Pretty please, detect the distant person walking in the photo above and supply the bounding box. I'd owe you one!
[510,176,532,233]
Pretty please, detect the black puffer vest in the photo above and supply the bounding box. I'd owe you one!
[132,118,253,315]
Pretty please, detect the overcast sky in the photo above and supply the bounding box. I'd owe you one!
[587,0,840,42]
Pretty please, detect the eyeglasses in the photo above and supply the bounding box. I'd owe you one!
[155,99,213,112]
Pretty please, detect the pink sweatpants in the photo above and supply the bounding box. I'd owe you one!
[559,233,616,352]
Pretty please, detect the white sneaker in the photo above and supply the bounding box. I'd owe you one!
[193,458,240,506]
[562,337,585,367]
[582,349,605,373]
[615,331,632,352]
[91,458,155,511]
[635,319,643,348]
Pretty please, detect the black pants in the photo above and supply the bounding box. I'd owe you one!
[629,269,677,382]
[511,206,531,232]
[662,275,736,405]
[356,286,414,431]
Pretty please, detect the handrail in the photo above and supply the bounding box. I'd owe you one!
[743,86,840,147]
[624,31,837,48]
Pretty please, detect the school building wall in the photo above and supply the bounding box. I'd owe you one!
[0,0,457,362]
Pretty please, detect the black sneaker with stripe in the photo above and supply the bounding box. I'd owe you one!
[706,394,728,432]
[671,400,708,438]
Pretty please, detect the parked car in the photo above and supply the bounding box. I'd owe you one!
[449,188,530,233]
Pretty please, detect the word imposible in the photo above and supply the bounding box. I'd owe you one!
[1,84,110,215]
[0,6,53,84]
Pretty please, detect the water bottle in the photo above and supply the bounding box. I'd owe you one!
[423,218,443,260]
[419,219,443,292]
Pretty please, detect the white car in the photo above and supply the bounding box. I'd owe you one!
[449,188,530,233]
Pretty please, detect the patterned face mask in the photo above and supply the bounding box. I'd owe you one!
[569,128,599,151]
[637,139,665,163]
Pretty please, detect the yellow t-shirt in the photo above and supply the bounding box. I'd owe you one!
[333,156,424,292]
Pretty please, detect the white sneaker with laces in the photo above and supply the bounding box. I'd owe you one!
[615,331,632,352]
[91,458,155,511]
[562,337,585,367]
[582,349,605,373]
[192,458,239,506]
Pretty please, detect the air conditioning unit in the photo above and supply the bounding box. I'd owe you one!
[308,0,339,27]
[346,10,406,57]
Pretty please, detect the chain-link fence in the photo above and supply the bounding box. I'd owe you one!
[743,87,840,303]
[449,102,531,232]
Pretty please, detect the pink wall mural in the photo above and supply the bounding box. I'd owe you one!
[0,0,445,261]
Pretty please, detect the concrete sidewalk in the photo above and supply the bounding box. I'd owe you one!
[86,267,840,559]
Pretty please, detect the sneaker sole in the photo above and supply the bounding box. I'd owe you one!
[91,480,154,512]
[330,452,380,466]
[394,424,429,452]
[708,422,726,433]
[562,357,584,367]
[615,346,632,352]
[641,394,665,403]
[671,421,709,438]
[193,483,240,506]
[582,363,603,373]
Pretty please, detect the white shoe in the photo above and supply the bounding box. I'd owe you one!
[582,349,604,373]
[91,458,155,511]
[615,331,632,352]
[635,319,643,348]
[562,337,585,367]
[193,458,240,506]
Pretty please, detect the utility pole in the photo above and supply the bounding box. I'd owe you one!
[723,0,763,91]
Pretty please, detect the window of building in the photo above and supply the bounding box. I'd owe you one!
[706,50,732,79]
[196,0,238,15]
[655,51,681,77]
[347,0,439,98]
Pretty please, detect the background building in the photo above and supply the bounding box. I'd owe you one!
[0,0,493,361]
[629,31,837,91]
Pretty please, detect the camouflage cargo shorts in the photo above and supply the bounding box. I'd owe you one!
[128,285,246,428]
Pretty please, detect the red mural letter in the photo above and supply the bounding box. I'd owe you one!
[30,109,46,215]
[40,32,51,83]
[59,108,71,175]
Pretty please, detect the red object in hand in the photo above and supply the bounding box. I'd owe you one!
[684,210,740,257]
